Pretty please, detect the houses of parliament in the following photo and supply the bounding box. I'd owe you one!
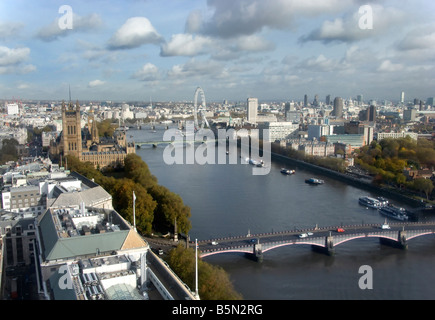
[50,100,135,169]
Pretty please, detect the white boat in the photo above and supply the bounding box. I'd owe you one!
[359,196,382,209]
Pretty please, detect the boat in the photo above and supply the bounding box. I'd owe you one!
[256,160,265,167]
[359,196,382,209]
[377,197,389,207]
[379,205,409,221]
[305,178,324,185]
[280,168,295,175]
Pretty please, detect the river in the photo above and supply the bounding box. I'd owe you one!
[129,126,435,300]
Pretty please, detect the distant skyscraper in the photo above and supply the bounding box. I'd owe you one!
[304,94,308,107]
[247,97,258,124]
[326,95,331,106]
[357,95,363,106]
[333,97,343,118]
[426,97,434,106]
[313,95,319,107]
[368,105,376,122]
[400,91,405,104]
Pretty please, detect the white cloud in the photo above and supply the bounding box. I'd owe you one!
[377,60,404,72]
[297,54,341,72]
[132,63,160,81]
[167,59,227,81]
[0,22,24,39]
[198,0,353,38]
[36,13,102,41]
[300,5,405,44]
[397,25,435,51]
[0,46,30,66]
[88,79,105,87]
[160,34,213,57]
[108,17,163,50]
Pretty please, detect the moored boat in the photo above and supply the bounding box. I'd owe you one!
[379,205,409,221]
[359,196,382,209]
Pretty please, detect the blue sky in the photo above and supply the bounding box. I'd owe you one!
[1,0,434,103]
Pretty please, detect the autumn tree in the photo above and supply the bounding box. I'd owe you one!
[167,245,243,300]
[148,184,191,234]
[123,153,157,189]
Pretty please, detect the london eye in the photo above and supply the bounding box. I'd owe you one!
[193,87,209,131]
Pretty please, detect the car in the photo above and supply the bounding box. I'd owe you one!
[299,233,308,238]
[337,228,345,233]
[307,232,313,236]
[381,224,391,230]
[211,241,218,245]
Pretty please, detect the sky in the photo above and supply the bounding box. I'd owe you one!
[0,0,434,103]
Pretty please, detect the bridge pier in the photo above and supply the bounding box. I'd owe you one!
[380,230,408,250]
[246,243,263,262]
[311,235,335,256]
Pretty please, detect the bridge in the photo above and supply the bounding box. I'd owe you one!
[197,222,435,262]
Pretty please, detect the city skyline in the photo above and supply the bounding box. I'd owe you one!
[1,0,434,102]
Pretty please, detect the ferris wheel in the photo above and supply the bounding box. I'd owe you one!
[193,86,210,131]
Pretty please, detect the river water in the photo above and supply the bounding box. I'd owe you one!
[129,126,435,300]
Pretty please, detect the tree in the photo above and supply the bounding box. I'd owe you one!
[412,178,434,200]
[0,138,19,164]
[148,184,191,234]
[167,245,243,300]
[124,153,158,189]
[111,178,156,234]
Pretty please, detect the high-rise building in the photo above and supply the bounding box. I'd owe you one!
[326,95,331,106]
[247,97,258,124]
[357,95,363,106]
[333,97,343,118]
[313,95,319,107]
[368,105,376,122]
[400,91,405,104]
[304,94,308,107]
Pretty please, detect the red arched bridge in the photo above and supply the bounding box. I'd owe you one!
[197,222,435,262]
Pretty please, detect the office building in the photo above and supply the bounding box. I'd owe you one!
[258,122,299,142]
[332,97,343,118]
[247,98,258,124]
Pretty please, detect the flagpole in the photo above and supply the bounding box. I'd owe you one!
[133,191,136,231]
[195,238,199,299]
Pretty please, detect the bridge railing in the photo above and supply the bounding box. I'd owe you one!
[198,221,435,244]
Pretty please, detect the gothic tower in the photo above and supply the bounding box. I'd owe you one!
[62,100,82,160]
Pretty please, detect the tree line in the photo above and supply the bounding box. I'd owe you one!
[66,153,242,299]
[65,153,191,235]
[354,137,435,200]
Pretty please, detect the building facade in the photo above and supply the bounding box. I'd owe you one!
[50,101,135,168]
[247,98,258,124]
